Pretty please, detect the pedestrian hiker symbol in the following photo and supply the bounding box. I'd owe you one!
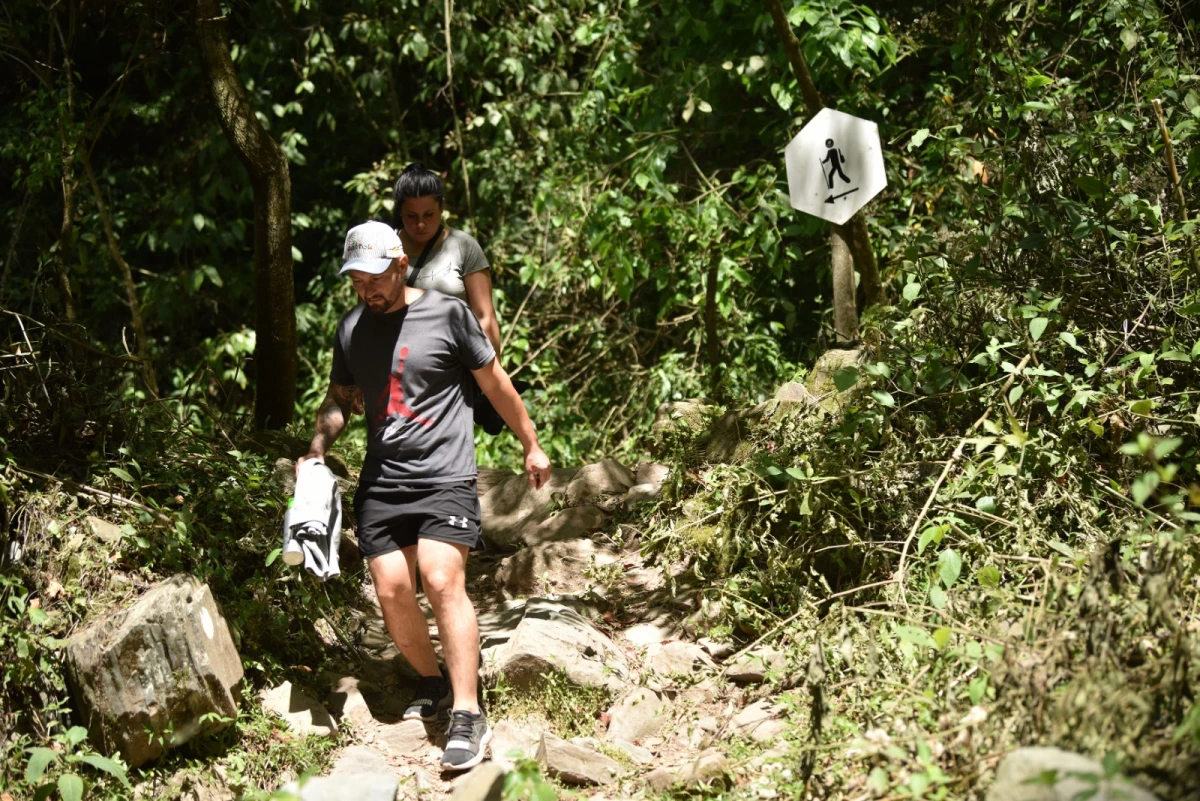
[820,138,859,204]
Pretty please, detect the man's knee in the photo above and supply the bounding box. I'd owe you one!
[420,561,464,599]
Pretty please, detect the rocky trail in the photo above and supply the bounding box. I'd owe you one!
[251,458,788,801]
[58,368,1162,801]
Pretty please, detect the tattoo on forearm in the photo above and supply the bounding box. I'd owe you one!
[312,384,354,451]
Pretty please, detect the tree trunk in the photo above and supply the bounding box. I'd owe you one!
[764,0,886,318]
[704,255,721,396]
[83,156,158,397]
[193,0,296,429]
[830,224,858,343]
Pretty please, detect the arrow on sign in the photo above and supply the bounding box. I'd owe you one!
[825,188,859,204]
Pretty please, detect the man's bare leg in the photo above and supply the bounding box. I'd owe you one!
[416,538,480,713]
[368,547,441,677]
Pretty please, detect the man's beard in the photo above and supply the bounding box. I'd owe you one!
[365,285,402,313]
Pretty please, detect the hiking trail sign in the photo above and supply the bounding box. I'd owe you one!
[784,108,886,226]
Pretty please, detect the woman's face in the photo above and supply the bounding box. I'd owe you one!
[399,195,443,243]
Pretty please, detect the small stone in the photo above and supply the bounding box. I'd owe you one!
[376,719,431,754]
[490,718,541,765]
[726,647,786,684]
[280,774,399,801]
[261,683,337,738]
[623,622,672,648]
[328,745,393,777]
[85,516,124,545]
[698,637,734,660]
[536,732,622,785]
[605,687,667,743]
[645,749,729,792]
[697,716,719,733]
[450,762,506,801]
[730,700,788,743]
[634,462,671,489]
[611,739,655,765]
[645,640,713,678]
[623,483,661,510]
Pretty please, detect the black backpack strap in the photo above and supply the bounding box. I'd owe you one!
[405,225,445,287]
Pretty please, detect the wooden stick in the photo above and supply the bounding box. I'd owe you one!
[1151,98,1199,279]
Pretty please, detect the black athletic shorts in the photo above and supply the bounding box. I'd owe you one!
[353,479,484,559]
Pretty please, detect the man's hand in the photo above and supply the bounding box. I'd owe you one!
[350,386,364,415]
[296,451,324,476]
[525,446,551,490]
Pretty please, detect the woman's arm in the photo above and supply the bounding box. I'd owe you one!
[464,269,501,354]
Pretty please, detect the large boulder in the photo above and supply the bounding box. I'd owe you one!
[481,599,632,693]
[649,401,712,456]
[495,539,621,597]
[65,575,243,767]
[645,749,730,792]
[481,461,631,549]
[986,747,1159,801]
[479,467,578,549]
[804,348,867,414]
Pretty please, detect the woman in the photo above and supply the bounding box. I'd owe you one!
[392,163,500,354]
[393,163,508,434]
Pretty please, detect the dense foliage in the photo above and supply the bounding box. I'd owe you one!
[1,0,1197,798]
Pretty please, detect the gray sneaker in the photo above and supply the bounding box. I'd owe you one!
[441,710,492,771]
[403,674,450,722]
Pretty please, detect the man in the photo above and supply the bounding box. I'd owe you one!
[299,220,550,771]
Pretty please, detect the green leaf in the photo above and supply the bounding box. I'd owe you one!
[28,606,49,626]
[1130,399,1153,416]
[1120,27,1139,50]
[975,496,997,514]
[78,754,131,788]
[1025,73,1053,90]
[969,674,988,704]
[932,627,952,650]
[266,548,282,566]
[895,625,936,648]
[192,213,205,232]
[65,726,88,747]
[785,467,807,481]
[1153,438,1183,460]
[1132,471,1160,504]
[58,773,84,801]
[26,747,58,783]
[902,281,921,301]
[1048,541,1076,560]
[929,585,948,610]
[908,128,930,150]
[938,548,962,589]
[832,366,860,392]
[1073,175,1106,198]
[1008,385,1024,405]
[977,566,1001,588]
[871,390,895,408]
[1029,317,1049,342]
[110,467,136,484]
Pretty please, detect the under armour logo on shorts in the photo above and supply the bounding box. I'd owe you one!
[447,515,469,529]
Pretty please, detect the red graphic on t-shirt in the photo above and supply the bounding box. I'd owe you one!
[374,346,436,429]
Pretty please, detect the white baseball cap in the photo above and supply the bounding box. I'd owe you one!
[340,221,404,275]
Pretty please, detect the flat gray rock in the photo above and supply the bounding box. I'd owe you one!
[536,732,621,785]
[450,762,506,801]
[280,773,399,801]
[261,682,337,738]
[328,745,393,777]
[987,747,1159,801]
[375,718,431,755]
[730,699,788,743]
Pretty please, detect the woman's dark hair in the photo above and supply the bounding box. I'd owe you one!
[393,163,445,211]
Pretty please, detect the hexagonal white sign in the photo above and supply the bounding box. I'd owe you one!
[785,108,887,225]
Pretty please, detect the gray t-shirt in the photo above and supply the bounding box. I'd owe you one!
[403,228,489,300]
[330,291,496,486]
